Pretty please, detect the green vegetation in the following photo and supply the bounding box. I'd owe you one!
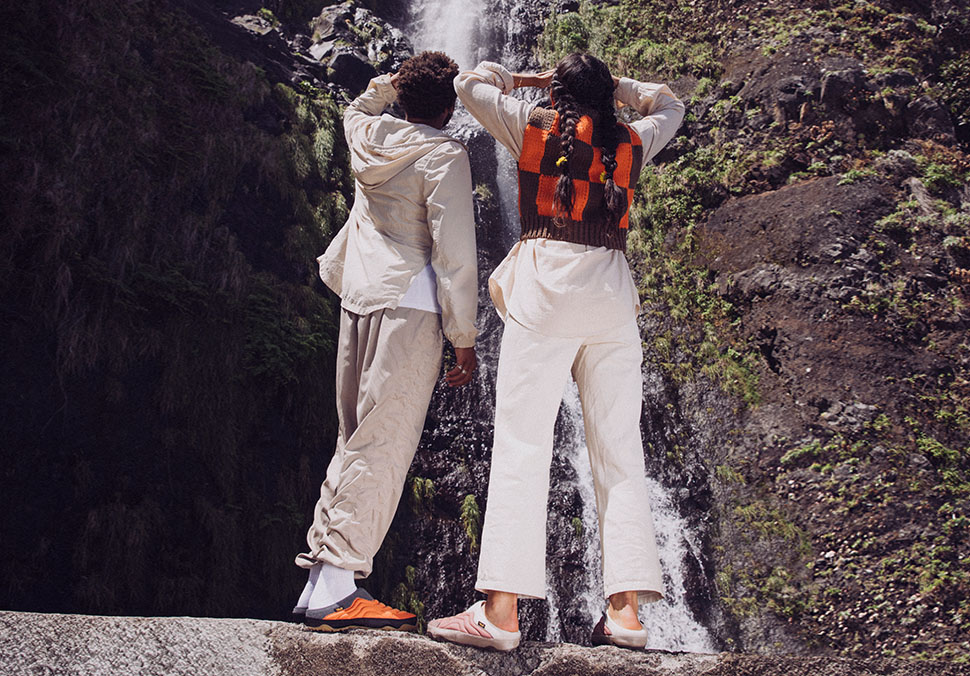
[539,0,970,661]
[460,494,482,553]
[0,0,350,617]
[571,516,584,538]
[837,167,877,185]
[626,142,762,406]
[540,1,721,80]
[733,501,809,553]
[391,565,427,631]
[257,7,279,26]
[473,182,494,205]
[715,463,746,485]
[780,440,823,466]
[407,475,436,514]
[939,54,970,132]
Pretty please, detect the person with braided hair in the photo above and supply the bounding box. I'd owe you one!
[426,54,684,651]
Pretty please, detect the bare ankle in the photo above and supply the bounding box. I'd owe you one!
[484,591,519,632]
[607,591,643,631]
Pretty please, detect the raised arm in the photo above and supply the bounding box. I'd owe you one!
[343,74,398,149]
[613,78,685,163]
[454,61,537,157]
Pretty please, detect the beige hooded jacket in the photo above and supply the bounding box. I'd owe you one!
[318,75,478,348]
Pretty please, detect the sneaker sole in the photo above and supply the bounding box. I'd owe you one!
[303,618,417,632]
[427,627,519,651]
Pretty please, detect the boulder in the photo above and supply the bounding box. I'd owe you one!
[1,611,965,676]
[873,69,918,90]
[772,76,817,124]
[820,67,869,110]
[328,51,379,96]
[307,0,413,94]
[905,95,956,143]
[310,3,354,42]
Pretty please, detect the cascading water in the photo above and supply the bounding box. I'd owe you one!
[404,0,715,652]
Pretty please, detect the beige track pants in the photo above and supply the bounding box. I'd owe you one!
[475,316,664,602]
[296,306,442,577]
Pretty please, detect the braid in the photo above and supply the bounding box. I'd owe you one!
[550,53,629,229]
[597,99,626,229]
[551,79,580,225]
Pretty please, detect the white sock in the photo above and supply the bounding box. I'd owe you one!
[307,562,356,609]
[294,564,322,609]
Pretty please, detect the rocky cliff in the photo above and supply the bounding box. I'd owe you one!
[548,0,970,661]
[0,0,357,619]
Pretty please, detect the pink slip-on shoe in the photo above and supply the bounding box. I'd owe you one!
[427,600,521,651]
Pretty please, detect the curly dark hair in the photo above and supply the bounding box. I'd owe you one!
[550,53,626,229]
[395,51,459,120]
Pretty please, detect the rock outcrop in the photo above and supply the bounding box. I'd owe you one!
[0,611,961,676]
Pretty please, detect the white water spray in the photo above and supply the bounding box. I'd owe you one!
[407,0,483,70]
[560,387,714,652]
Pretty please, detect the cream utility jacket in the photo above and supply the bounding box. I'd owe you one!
[318,75,479,348]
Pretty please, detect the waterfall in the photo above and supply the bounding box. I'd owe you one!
[406,0,483,70]
[403,0,715,652]
[559,386,716,652]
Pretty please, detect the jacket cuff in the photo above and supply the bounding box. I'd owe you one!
[475,61,514,94]
[615,78,678,116]
[367,73,398,103]
[446,332,478,349]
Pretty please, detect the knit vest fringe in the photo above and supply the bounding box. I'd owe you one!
[517,107,643,252]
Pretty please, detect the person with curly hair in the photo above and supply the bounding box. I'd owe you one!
[291,51,479,633]
[427,53,684,651]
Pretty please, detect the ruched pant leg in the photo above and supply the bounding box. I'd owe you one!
[296,306,442,577]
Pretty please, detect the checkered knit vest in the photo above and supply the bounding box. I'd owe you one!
[517,107,643,251]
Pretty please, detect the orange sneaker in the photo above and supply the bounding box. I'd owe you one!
[303,589,417,632]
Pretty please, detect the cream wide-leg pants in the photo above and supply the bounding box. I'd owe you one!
[475,315,664,602]
[295,306,442,577]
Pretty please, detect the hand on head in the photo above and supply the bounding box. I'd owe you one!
[533,69,555,89]
[512,69,555,89]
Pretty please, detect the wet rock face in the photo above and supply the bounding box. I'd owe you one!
[307,2,413,96]
[221,0,415,98]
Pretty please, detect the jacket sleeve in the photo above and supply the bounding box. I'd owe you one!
[420,142,479,348]
[454,61,534,158]
[614,78,685,164]
[344,74,397,148]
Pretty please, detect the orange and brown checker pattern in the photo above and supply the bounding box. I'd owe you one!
[517,106,643,250]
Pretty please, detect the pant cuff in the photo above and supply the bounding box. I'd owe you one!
[475,578,546,600]
[603,580,665,604]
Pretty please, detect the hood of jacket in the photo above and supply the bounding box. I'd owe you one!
[348,113,456,189]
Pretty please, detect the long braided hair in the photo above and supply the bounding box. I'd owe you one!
[549,53,626,229]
